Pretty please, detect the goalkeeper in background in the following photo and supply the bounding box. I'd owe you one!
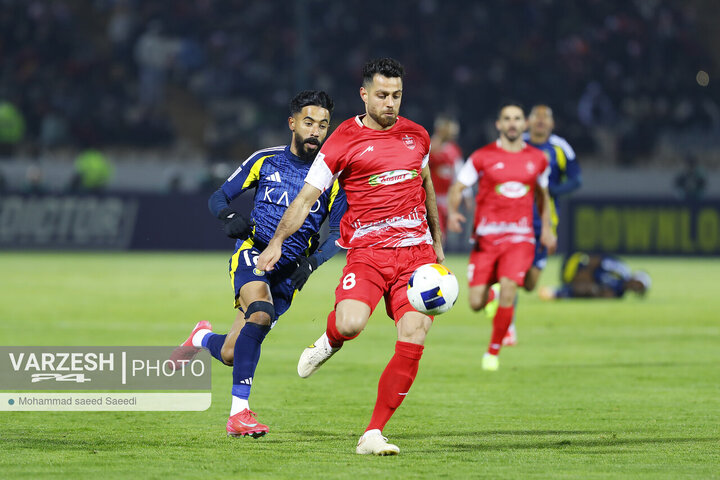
[171,90,347,438]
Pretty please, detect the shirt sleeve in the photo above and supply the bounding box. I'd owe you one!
[221,151,269,199]
[537,166,550,188]
[305,128,347,192]
[456,155,481,187]
[420,127,431,169]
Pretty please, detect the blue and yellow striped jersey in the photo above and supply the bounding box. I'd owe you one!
[221,145,347,270]
[523,133,581,233]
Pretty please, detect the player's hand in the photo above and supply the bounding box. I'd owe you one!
[433,242,445,264]
[257,241,282,272]
[219,208,251,239]
[288,256,318,291]
[447,211,466,233]
[540,229,557,255]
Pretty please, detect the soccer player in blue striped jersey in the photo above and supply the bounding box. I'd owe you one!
[171,90,347,437]
[496,105,582,346]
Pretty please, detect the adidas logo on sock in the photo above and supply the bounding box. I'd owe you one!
[239,377,253,385]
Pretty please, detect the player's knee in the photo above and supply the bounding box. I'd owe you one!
[524,269,540,292]
[336,315,365,337]
[468,293,486,311]
[244,301,275,326]
[469,299,485,311]
[220,344,234,366]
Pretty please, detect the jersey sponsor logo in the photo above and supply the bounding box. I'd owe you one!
[263,187,290,206]
[402,135,416,150]
[495,181,530,198]
[368,169,418,186]
[265,172,282,182]
[476,217,533,236]
[359,145,374,157]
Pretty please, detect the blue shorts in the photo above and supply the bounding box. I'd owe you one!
[228,239,297,322]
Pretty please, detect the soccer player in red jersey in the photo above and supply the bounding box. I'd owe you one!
[447,104,557,371]
[429,115,464,238]
[257,58,444,455]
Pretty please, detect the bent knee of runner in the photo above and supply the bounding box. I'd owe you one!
[523,268,540,292]
[220,342,234,366]
[468,290,487,311]
[244,300,275,327]
[245,311,273,326]
[335,300,370,337]
[336,316,365,337]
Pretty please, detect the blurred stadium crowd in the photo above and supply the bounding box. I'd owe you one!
[1,0,718,171]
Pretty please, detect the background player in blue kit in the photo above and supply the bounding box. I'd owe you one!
[489,104,582,346]
[171,90,347,437]
[539,252,651,299]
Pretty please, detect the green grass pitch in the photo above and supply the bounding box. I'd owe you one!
[1,251,718,479]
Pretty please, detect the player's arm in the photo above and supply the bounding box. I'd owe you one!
[289,183,347,290]
[208,153,267,238]
[447,156,478,233]
[208,189,251,239]
[536,166,557,254]
[550,141,582,197]
[257,182,322,271]
[421,164,445,263]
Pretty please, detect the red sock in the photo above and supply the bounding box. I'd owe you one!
[325,310,358,348]
[487,287,496,303]
[488,305,513,355]
[366,341,424,432]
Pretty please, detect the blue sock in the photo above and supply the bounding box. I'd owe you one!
[231,322,271,400]
[202,333,227,363]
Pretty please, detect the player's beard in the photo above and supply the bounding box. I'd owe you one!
[294,135,321,162]
[503,129,521,142]
[368,108,397,129]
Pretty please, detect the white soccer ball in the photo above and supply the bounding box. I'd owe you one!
[406,263,459,315]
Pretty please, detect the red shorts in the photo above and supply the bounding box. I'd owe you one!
[335,243,437,322]
[468,239,535,287]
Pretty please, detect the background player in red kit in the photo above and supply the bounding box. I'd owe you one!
[257,58,444,456]
[429,115,464,238]
[447,104,556,371]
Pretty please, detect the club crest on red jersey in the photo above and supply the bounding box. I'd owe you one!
[402,135,416,150]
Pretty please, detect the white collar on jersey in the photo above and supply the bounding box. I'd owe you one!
[496,138,527,150]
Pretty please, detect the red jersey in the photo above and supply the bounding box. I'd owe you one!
[305,115,432,249]
[429,141,463,197]
[457,140,549,245]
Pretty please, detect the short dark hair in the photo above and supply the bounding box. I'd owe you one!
[497,102,525,119]
[362,58,405,86]
[289,90,334,116]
